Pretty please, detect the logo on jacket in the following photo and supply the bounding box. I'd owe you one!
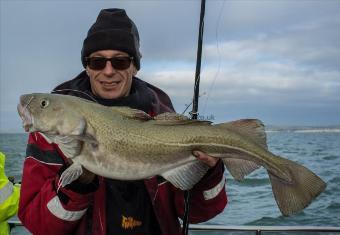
[121,215,142,230]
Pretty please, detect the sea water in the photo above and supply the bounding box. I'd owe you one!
[1,131,339,234]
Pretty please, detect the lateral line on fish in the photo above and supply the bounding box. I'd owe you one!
[125,133,288,180]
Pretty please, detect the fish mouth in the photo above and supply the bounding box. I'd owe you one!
[17,96,34,132]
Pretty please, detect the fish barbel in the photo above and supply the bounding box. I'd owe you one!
[17,93,326,216]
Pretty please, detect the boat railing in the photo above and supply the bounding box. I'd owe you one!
[8,220,340,234]
[188,224,340,234]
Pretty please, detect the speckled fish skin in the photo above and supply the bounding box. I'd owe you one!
[17,93,326,216]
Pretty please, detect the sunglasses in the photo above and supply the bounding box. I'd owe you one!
[85,56,134,71]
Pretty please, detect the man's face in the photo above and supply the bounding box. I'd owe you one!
[86,50,137,99]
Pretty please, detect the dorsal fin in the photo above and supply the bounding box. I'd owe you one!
[110,107,152,121]
[154,112,189,121]
[215,119,267,149]
[153,112,212,126]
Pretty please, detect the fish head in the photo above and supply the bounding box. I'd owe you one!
[17,93,85,135]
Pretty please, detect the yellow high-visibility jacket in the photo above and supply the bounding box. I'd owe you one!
[0,152,20,235]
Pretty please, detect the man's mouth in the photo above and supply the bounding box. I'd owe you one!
[100,80,121,89]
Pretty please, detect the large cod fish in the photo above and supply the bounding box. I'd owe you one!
[17,93,326,216]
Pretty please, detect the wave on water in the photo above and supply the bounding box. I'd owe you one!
[328,176,340,184]
[247,215,286,226]
[322,155,338,161]
[326,202,340,210]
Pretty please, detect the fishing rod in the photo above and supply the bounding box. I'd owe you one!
[190,0,206,121]
[181,92,206,115]
[182,0,206,234]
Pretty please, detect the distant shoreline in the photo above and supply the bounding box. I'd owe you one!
[265,125,340,133]
[266,129,340,133]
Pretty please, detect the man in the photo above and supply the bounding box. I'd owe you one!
[0,152,20,235]
[18,8,227,235]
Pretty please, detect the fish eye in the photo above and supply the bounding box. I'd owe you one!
[40,99,50,108]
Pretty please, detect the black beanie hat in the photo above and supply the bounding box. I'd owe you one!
[81,8,142,70]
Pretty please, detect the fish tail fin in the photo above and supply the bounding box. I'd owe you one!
[268,158,326,216]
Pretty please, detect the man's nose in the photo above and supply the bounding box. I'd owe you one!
[102,61,116,75]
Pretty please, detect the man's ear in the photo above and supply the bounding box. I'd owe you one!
[132,65,138,76]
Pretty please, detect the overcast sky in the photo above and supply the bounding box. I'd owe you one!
[1,0,340,133]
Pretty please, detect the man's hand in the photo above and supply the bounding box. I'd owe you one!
[193,150,218,168]
[78,167,96,184]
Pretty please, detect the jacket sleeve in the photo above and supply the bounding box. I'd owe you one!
[0,152,20,223]
[0,184,20,223]
[18,132,97,235]
[172,159,227,223]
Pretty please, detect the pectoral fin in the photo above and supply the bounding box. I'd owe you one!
[43,118,90,159]
[51,135,83,158]
[44,133,97,159]
[161,160,210,190]
[58,163,83,188]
